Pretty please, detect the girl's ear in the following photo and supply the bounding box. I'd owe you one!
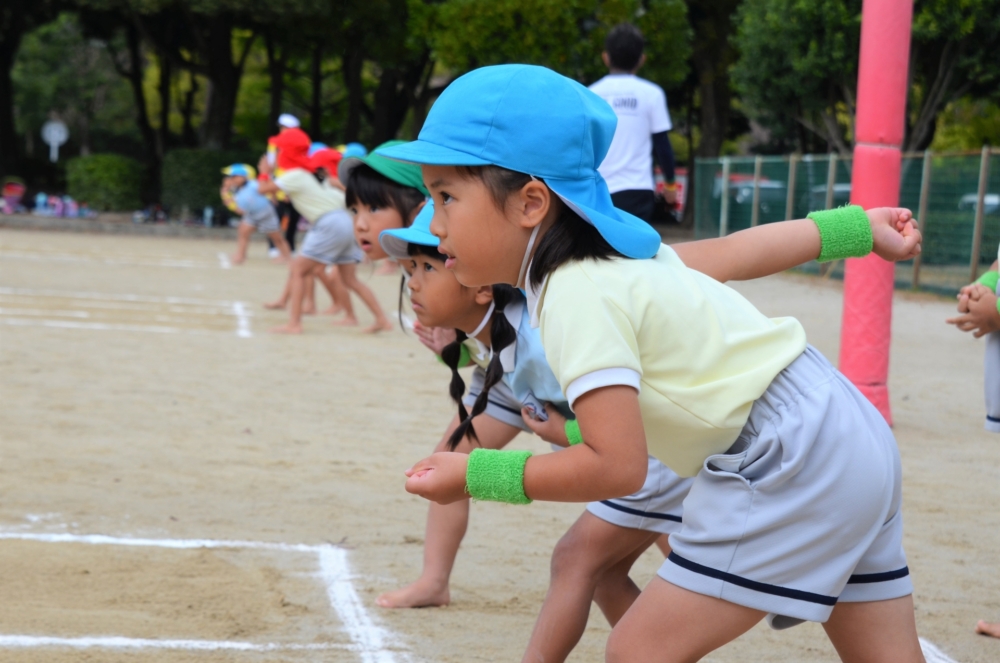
[473,285,494,305]
[407,199,426,226]
[516,180,553,230]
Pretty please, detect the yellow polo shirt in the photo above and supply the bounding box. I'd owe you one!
[532,244,807,477]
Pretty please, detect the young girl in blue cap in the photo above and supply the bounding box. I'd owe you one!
[380,64,925,662]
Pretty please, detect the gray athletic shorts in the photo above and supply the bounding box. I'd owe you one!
[986,282,1000,433]
[299,210,363,266]
[464,366,532,432]
[243,206,281,234]
[659,346,911,627]
[587,457,692,534]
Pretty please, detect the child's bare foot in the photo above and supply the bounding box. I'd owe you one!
[263,300,286,310]
[269,323,303,334]
[230,254,246,265]
[364,319,394,334]
[333,316,358,327]
[321,305,345,316]
[976,620,1000,638]
[375,580,450,609]
[302,304,317,315]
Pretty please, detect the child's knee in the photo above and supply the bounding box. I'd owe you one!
[550,527,599,579]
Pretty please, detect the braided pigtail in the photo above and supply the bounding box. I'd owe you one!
[447,284,519,450]
[397,274,408,331]
[440,330,470,422]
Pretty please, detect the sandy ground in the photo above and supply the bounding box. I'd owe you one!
[0,229,998,663]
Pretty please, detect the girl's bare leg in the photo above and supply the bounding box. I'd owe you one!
[606,578,764,663]
[302,273,317,315]
[338,263,392,332]
[823,596,925,663]
[521,513,658,663]
[271,257,320,334]
[593,536,667,626]
[266,230,291,262]
[377,414,522,608]
[317,266,350,317]
[231,223,253,264]
[264,267,293,309]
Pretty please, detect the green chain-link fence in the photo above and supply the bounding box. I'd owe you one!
[693,149,1000,293]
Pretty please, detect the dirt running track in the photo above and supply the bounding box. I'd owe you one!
[0,229,997,662]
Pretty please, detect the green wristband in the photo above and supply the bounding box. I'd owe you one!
[807,205,874,263]
[564,419,583,446]
[466,448,532,504]
[975,270,999,292]
[435,343,471,367]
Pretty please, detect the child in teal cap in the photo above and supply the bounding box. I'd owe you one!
[381,64,926,660]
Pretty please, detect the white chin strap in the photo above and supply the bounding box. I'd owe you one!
[469,301,495,338]
[516,224,541,289]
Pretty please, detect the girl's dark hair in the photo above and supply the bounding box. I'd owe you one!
[345,163,426,225]
[446,283,519,450]
[399,242,471,422]
[456,165,623,290]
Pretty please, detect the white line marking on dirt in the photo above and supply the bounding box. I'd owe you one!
[0,251,206,268]
[217,252,232,269]
[318,547,399,663]
[0,286,237,307]
[0,308,89,318]
[233,301,252,338]
[0,530,407,662]
[920,638,961,663]
[1,319,185,334]
[0,635,355,652]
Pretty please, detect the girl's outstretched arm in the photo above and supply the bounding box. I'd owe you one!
[405,385,647,505]
[673,207,921,283]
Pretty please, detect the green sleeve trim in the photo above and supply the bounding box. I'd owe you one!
[565,419,583,446]
[807,205,873,263]
[466,448,532,504]
[975,270,999,292]
[435,343,472,368]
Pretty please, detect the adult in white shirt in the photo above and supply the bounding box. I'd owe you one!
[589,23,677,223]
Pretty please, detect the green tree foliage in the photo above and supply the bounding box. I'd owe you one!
[432,0,690,89]
[66,153,143,210]
[732,0,1000,154]
[13,13,137,158]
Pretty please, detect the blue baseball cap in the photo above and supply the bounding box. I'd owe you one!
[343,142,367,159]
[379,200,437,260]
[377,65,661,260]
[308,142,328,157]
[221,163,256,179]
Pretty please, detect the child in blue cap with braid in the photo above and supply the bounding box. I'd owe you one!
[381,65,925,662]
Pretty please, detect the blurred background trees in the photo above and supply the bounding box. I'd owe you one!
[3,0,1000,214]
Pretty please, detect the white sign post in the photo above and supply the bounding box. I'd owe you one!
[41,120,69,163]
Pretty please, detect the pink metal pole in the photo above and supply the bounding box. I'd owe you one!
[840,0,914,425]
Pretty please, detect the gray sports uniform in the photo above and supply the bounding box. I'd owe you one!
[987,280,1000,433]
[466,366,692,534]
[587,457,692,535]
[243,206,281,234]
[659,346,911,627]
[299,209,363,266]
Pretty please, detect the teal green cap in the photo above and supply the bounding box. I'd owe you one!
[338,140,428,196]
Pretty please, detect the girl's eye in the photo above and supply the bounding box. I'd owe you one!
[423,262,435,272]
[439,192,453,204]
[349,207,357,215]
[369,205,379,213]
[408,260,417,270]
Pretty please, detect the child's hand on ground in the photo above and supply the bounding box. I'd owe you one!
[867,207,922,262]
[412,321,458,356]
[520,404,569,447]
[405,452,470,504]
[947,286,1000,337]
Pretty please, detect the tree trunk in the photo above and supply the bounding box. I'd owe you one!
[342,45,364,142]
[157,51,171,157]
[198,14,239,150]
[310,41,322,139]
[120,24,159,200]
[0,27,23,177]
[181,70,199,147]
[686,0,740,158]
[265,32,285,134]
